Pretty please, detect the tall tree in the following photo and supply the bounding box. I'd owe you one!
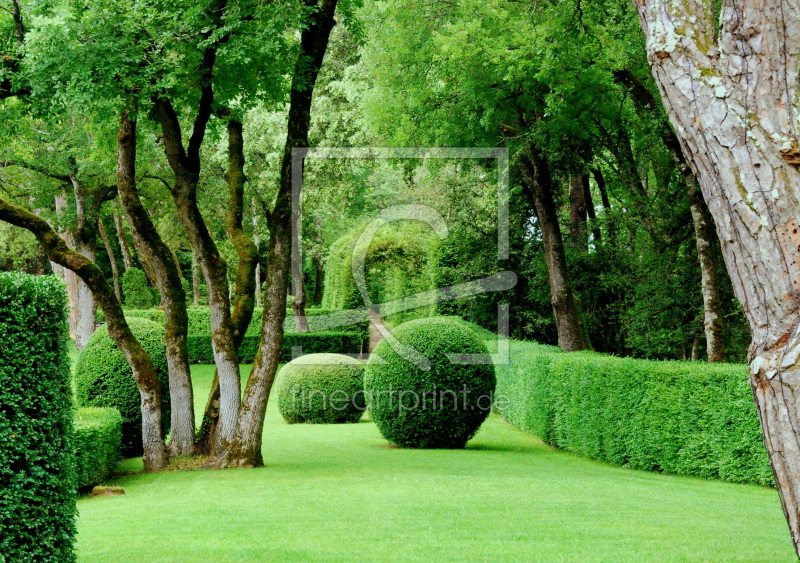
[636,0,800,553]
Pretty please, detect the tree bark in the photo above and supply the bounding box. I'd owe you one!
[569,172,589,251]
[114,211,134,270]
[221,0,338,468]
[116,113,195,457]
[0,198,166,471]
[518,145,587,352]
[636,1,800,553]
[99,217,123,302]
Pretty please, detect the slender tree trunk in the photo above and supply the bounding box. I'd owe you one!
[636,1,800,553]
[99,217,123,302]
[74,240,98,349]
[0,198,166,471]
[221,0,339,468]
[292,259,310,332]
[583,174,601,244]
[192,252,201,306]
[116,113,195,457]
[569,172,589,251]
[518,145,587,352]
[114,211,134,271]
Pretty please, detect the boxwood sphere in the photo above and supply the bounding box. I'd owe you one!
[276,353,365,424]
[364,317,495,448]
[74,317,170,456]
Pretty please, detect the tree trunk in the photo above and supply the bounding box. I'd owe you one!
[0,198,166,471]
[153,100,242,453]
[518,145,587,352]
[116,113,195,457]
[688,184,725,362]
[74,240,98,349]
[192,252,201,306]
[636,1,800,553]
[221,0,338,468]
[113,211,134,271]
[583,174,601,244]
[569,172,589,251]
[99,217,123,302]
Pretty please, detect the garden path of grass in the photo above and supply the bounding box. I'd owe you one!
[75,364,796,562]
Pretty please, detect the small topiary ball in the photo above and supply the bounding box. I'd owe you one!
[364,317,495,449]
[276,353,366,424]
[75,317,170,456]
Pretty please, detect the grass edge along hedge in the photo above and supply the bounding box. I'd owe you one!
[494,341,773,486]
[73,408,123,489]
[0,272,77,562]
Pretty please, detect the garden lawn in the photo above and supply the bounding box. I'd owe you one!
[75,365,795,562]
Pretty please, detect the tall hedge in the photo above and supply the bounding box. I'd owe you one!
[0,273,77,561]
[75,317,170,456]
[495,341,773,486]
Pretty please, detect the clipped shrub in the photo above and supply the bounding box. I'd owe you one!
[186,331,367,364]
[73,408,123,489]
[0,272,76,561]
[122,267,157,308]
[365,317,495,448]
[75,317,170,456]
[276,354,366,423]
[494,341,773,486]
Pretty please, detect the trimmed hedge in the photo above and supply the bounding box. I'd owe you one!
[494,341,773,486]
[73,408,122,489]
[74,318,171,456]
[98,307,368,335]
[121,267,157,308]
[365,317,496,448]
[0,273,77,561]
[186,331,367,364]
[276,354,366,423]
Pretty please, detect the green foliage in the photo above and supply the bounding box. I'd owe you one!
[276,354,366,424]
[186,331,366,364]
[122,267,157,308]
[74,318,170,456]
[365,317,495,448]
[323,222,440,323]
[73,408,123,489]
[0,272,76,562]
[495,341,773,486]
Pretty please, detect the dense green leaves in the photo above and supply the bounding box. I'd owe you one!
[73,408,123,489]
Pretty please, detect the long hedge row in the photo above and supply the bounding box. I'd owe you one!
[73,408,123,489]
[186,332,366,363]
[495,341,773,486]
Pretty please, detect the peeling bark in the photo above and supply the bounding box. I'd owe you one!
[636,0,800,553]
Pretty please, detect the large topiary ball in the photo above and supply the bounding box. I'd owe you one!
[75,317,170,456]
[364,317,495,448]
[276,353,366,424]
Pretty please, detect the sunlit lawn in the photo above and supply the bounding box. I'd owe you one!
[74,364,795,562]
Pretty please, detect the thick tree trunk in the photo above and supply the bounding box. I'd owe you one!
[221,0,338,468]
[569,172,589,251]
[153,100,242,453]
[0,198,166,471]
[688,185,725,362]
[116,113,195,457]
[518,146,587,352]
[99,218,123,302]
[636,1,800,553]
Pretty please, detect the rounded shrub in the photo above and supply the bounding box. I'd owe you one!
[364,317,495,448]
[276,353,366,424]
[75,317,170,456]
[122,267,157,308]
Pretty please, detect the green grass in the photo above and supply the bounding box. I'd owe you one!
[75,364,795,562]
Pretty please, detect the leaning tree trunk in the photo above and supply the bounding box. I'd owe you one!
[636,0,800,554]
[518,145,587,352]
[0,198,167,471]
[221,0,339,468]
[99,217,123,302]
[116,113,195,457]
[114,211,134,271]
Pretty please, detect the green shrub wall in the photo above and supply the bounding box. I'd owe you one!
[0,273,77,561]
[495,341,773,486]
[186,331,367,364]
[73,408,123,489]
